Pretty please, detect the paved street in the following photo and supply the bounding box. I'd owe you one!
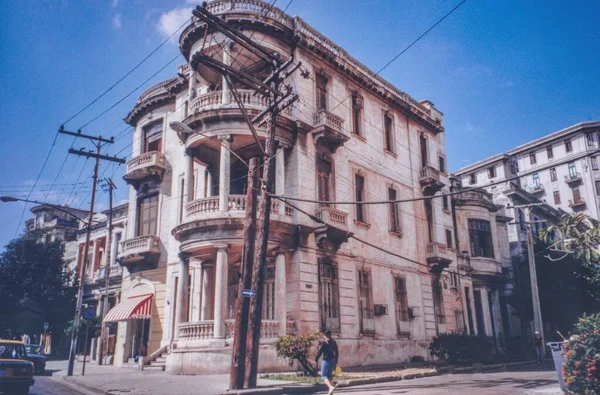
[29,376,85,395]
[314,366,561,395]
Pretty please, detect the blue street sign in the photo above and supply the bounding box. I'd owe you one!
[241,289,256,298]
[83,307,96,320]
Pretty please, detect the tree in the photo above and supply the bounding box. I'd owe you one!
[273,333,319,376]
[0,229,77,347]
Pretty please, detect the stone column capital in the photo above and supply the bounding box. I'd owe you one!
[213,243,229,252]
[218,134,232,144]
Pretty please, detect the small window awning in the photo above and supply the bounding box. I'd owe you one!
[103,294,153,322]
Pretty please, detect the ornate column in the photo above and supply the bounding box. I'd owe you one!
[275,252,287,336]
[200,263,213,320]
[479,287,493,336]
[185,148,195,205]
[218,136,231,211]
[221,42,231,105]
[275,145,286,215]
[174,254,190,340]
[212,244,229,344]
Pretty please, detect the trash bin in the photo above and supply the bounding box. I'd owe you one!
[547,341,566,391]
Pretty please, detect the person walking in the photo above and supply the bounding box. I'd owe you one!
[534,331,543,363]
[315,329,339,395]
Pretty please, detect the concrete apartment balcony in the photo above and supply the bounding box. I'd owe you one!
[426,242,453,271]
[314,206,351,249]
[525,184,545,195]
[569,198,586,209]
[457,253,474,274]
[123,151,165,185]
[187,90,268,125]
[419,165,445,196]
[117,235,161,268]
[311,110,348,152]
[565,173,583,185]
[469,256,502,276]
[95,265,122,284]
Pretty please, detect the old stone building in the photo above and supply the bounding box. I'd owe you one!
[109,0,500,373]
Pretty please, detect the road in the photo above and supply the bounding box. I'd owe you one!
[314,366,562,394]
[28,376,85,395]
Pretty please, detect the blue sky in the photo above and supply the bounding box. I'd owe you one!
[0,0,598,250]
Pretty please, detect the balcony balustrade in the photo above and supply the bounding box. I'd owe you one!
[96,265,122,283]
[178,320,280,343]
[565,173,583,184]
[311,110,348,152]
[525,184,545,194]
[117,235,160,266]
[316,206,349,231]
[419,165,445,195]
[426,242,453,269]
[189,90,268,115]
[569,198,586,208]
[123,151,165,184]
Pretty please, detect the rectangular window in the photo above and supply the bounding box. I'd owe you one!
[388,188,401,233]
[573,187,582,203]
[445,229,453,248]
[547,145,553,159]
[443,195,449,211]
[532,173,540,186]
[529,152,537,165]
[143,121,163,153]
[432,278,445,327]
[317,158,333,206]
[179,178,185,223]
[262,267,276,320]
[587,133,594,146]
[358,270,375,334]
[355,174,366,223]
[470,173,476,185]
[488,166,496,178]
[455,311,465,334]
[565,139,573,152]
[550,168,557,181]
[439,156,446,173]
[394,276,410,334]
[315,73,328,111]
[568,162,577,178]
[137,194,159,236]
[425,200,434,243]
[383,111,395,153]
[184,100,189,118]
[592,157,599,171]
[553,190,561,204]
[318,258,340,331]
[420,134,428,168]
[510,157,519,174]
[596,181,600,195]
[227,267,240,319]
[352,92,363,137]
[468,219,495,258]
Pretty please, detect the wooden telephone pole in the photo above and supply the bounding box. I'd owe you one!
[60,127,125,376]
[189,4,301,389]
[97,178,116,366]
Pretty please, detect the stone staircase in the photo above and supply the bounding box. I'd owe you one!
[141,344,170,372]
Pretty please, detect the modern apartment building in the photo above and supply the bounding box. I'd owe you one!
[107,0,506,373]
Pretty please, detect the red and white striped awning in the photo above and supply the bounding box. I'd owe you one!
[103,294,153,322]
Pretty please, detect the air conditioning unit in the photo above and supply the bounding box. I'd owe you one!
[352,92,363,109]
[373,304,388,316]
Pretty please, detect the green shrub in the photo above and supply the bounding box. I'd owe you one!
[563,313,600,394]
[274,332,319,377]
[428,333,494,363]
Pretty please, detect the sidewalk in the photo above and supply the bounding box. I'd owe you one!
[49,359,544,395]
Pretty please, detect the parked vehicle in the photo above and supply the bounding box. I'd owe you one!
[24,345,46,375]
[0,340,35,395]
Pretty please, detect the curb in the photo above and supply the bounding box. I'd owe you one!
[51,374,107,395]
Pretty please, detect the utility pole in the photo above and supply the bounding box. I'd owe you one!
[97,178,116,366]
[508,203,546,358]
[229,158,259,389]
[60,126,125,376]
[189,4,302,389]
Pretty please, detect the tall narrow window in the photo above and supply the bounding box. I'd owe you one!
[318,258,340,331]
[262,267,276,320]
[315,73,328,111]
[432,278,445,328]
[510,157,519,174]
[529,152,537,165]
[420,134,428,168]
[592,157,599,170]
[388,187,401,233]
[550,168,557,182]
[394,276,410,335]
[464,286,475,335]
[439,156,446,173]
[143,121,163,153]
[383,111,395,153]
[184,100,189,118]
[470,173,477,185]
[596,180,600,195]
[532,173,540,186]
[547,145,553,159]
[425,200,434,243]
[553,190,561,204]
[565,139,573,152]
[137,194,159,236]
[442,195,449,211]
[358,270,375,334]
[446,229,453,248]
[473,290,485,335]
[317,157,333,206]
[573,187,582,203]
[179,178,185,223]
[568,162,577,178]
[227,267,240,319]
[352,92,363,137]
[355,174,366,223]
[455,311,465,333]
[587,133,594,146]
[468,219,494,258]
[488,166,496,178]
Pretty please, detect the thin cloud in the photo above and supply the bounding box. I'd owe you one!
[113,13,122,29]
[111,0,119,8]
[157,7,193,41]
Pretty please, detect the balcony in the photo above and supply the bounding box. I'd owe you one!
[426,242,453,272]
[186,90,269,127]
[569,198,586,209]
[525,184,545,195]
[117,235,160,268]
[178,319,280,345]
[469,256,502,276]
[565,173,582,185]
[419,165,445,196]
[123,151,165,185]
[311,110,349,152]
[314,206,350,249]
[95,265,122,283]
[457,253,473,274]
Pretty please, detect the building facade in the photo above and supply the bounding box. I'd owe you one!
[108,0,504,374]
